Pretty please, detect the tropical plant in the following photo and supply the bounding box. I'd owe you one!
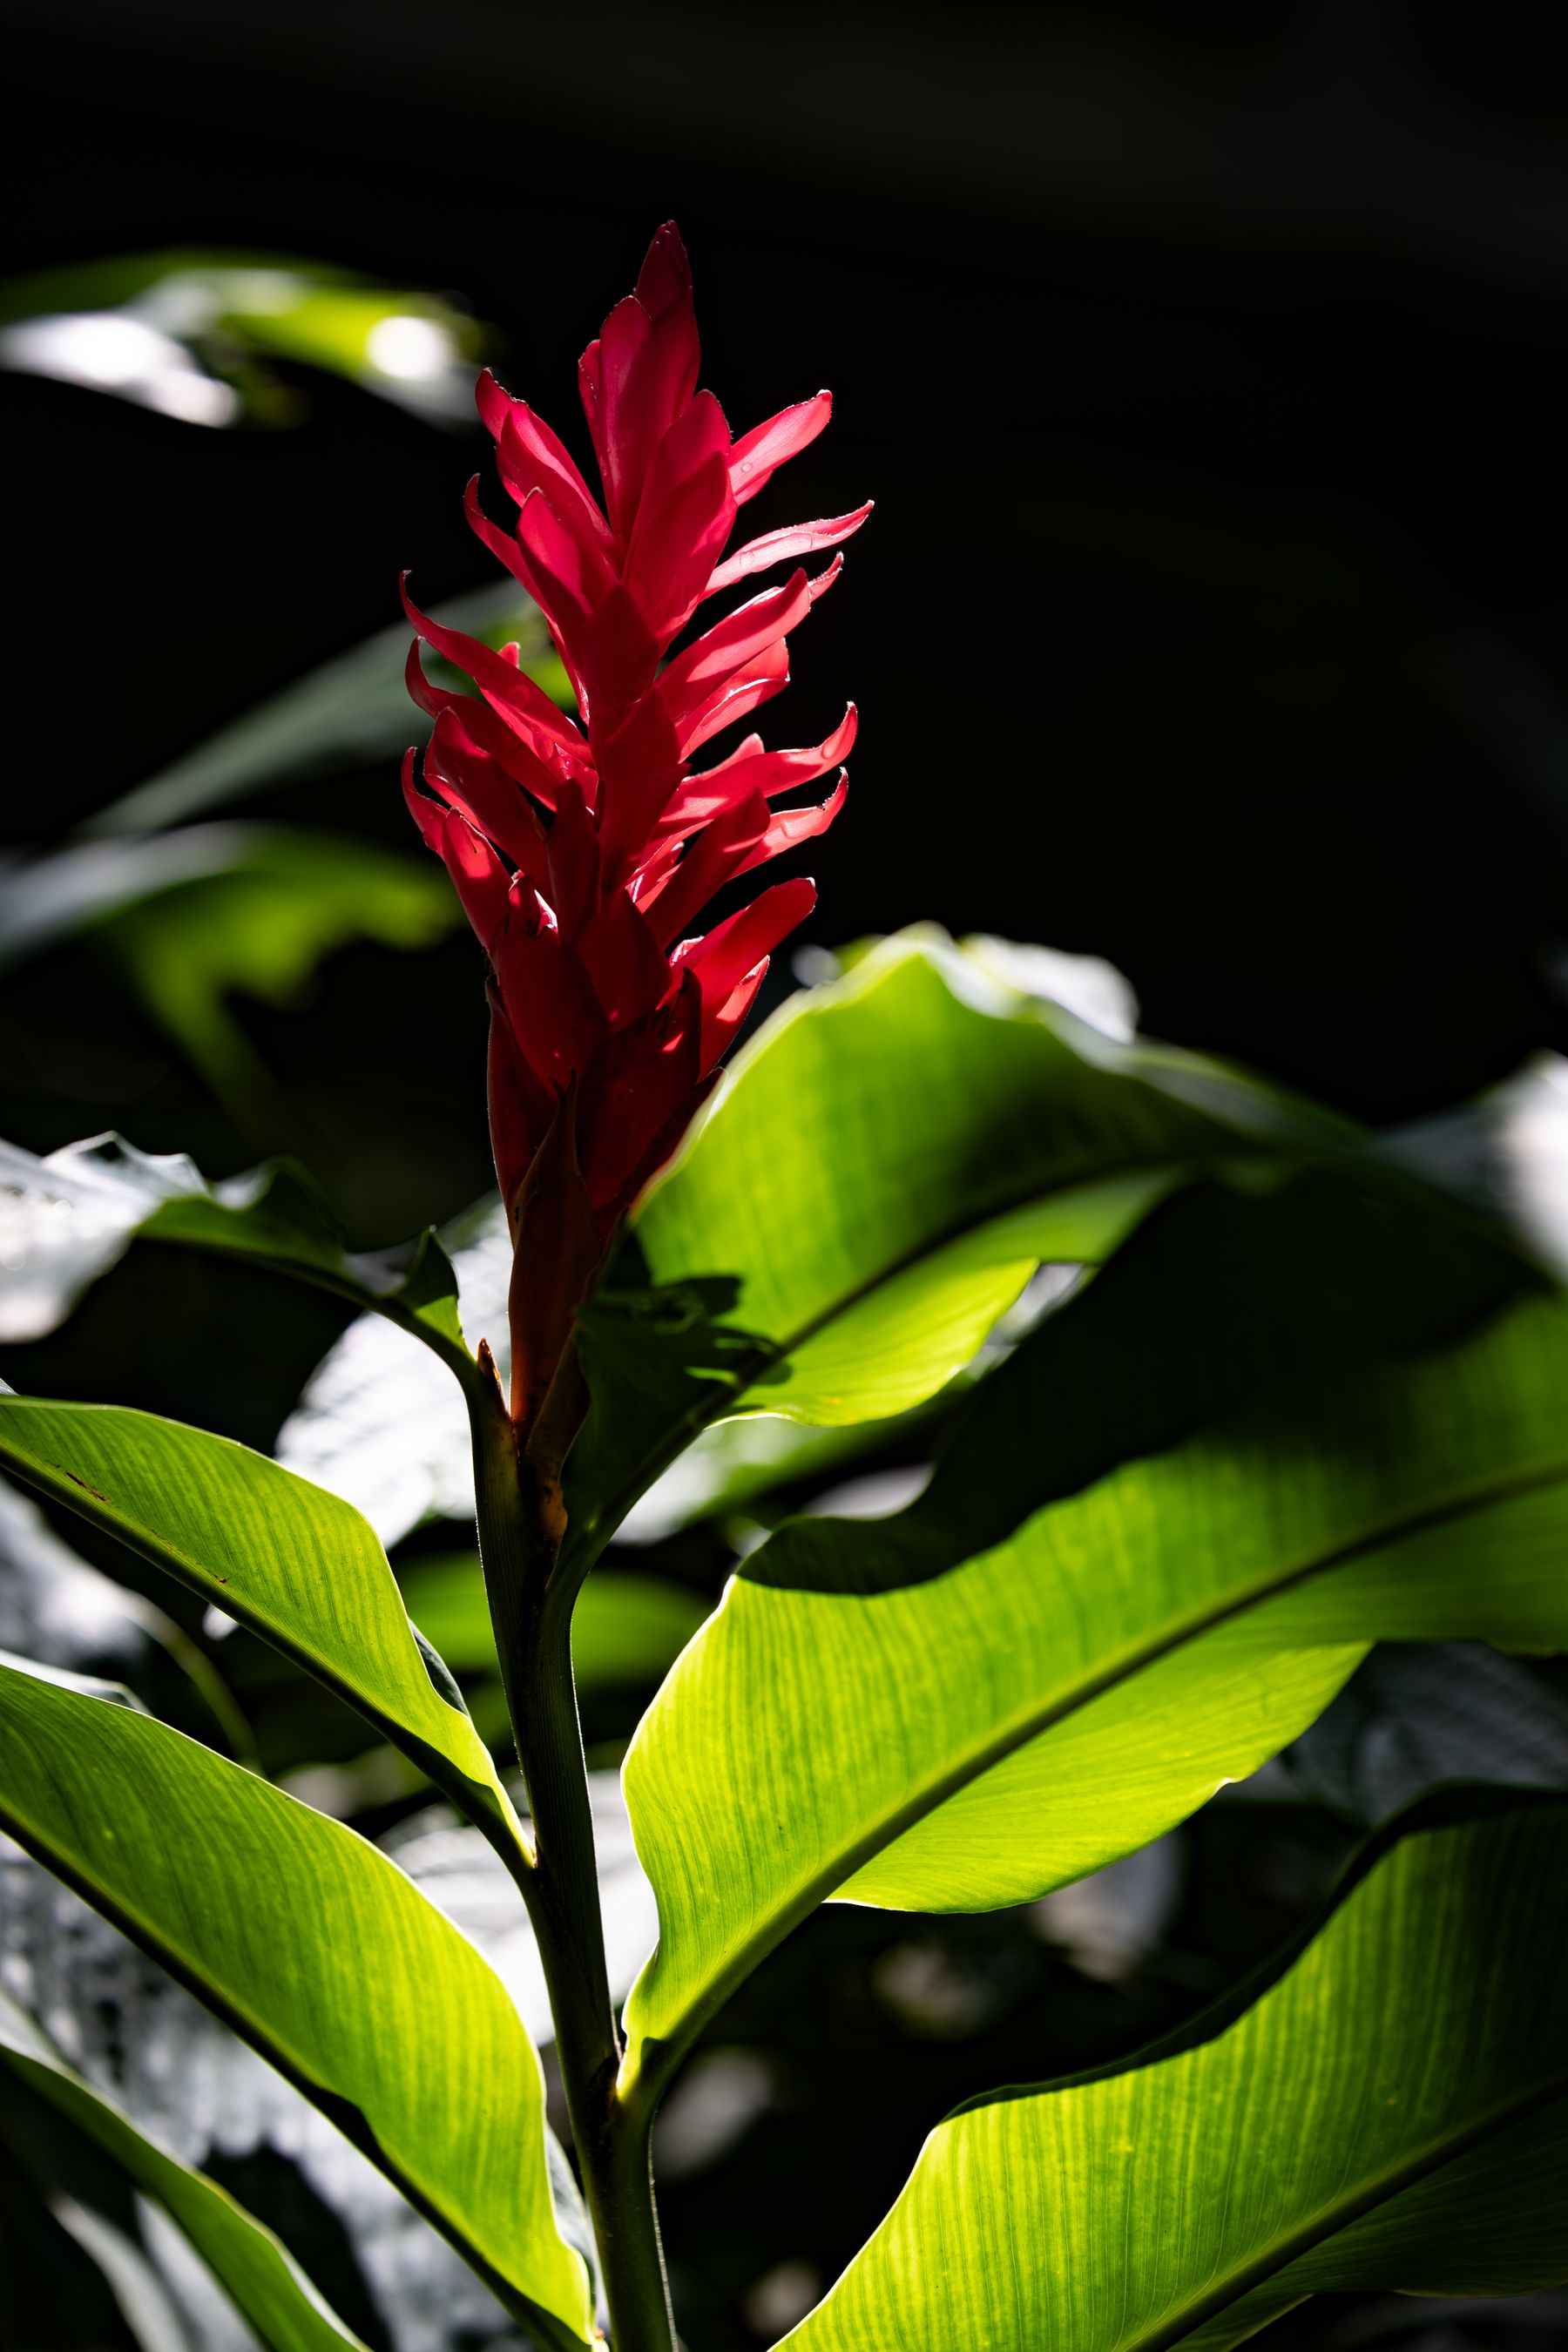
[2,225,1567,2352]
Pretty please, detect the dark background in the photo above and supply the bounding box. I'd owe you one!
[8,5,1568,2348]
[15,0,1568,1160]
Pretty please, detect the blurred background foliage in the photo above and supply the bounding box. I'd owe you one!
[9,3,1568,2348]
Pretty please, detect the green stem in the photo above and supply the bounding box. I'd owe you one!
[469,1374,676,2352]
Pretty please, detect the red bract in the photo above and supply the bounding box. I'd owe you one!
[403,224,866,1435]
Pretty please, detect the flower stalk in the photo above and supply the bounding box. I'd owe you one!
[470,1368,673,2350]
[409,223,863,2346]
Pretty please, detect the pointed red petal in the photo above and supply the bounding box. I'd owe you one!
[595,688,686,881]
[408,641,578,817]
[674,875,818,1041]
[706,502,872,596]
[624,390,737,642]
[423,709,552,884]
[656,569,811,732]
[582,292,662,540]
[703,958,770,1064]
[496,402,616,558]
[402,578,588,772]
[736,772,848,877]
[728,391,832,506]
[571,889,675,1030]
[543,776,602,940]
[679,638,790,757]
[577,969,706,1213]
[494,895,606,1092]
[403,752,511,950]
[642,789,771,950]
[635,220,700,427]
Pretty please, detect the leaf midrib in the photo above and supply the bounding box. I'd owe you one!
[1133,2056,1568,2349]
[627,1443,1568,2092]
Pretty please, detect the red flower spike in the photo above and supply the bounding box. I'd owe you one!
[402,224,866,1436]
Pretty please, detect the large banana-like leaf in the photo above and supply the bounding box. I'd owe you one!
[0,1985,369,2351]
[0,1397,515,1844]
[0,1659,592,2348]
[564,932,1353,1565]
[782,1790,1568,2350]
[618,1179,1567,2086]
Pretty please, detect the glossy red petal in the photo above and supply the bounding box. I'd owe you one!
[678,639,790,757]
[641,789,771,950]
[705,501,873,596]
[568,583,662,738]
[635,221,700,425]
[678,705,858,816]
[513,483,617,618]
[702,957,769,1064]
[494,895,605,1093]
[674,875,818,1031]
[496,401,616,560]
[476,368,511,441]
[544,776,602,941]
[577,969,706,1213]
[624,391,737,641]
[402,578,588,773]
[408,643,578,818]
[404,754,511,951]
[424,709,552,884]
[583,293,663,540]
[594,689,686,881]
[728,391,832,507]
[571,889,675,1030]
[656,569,811,732]
[462,475,551,605]
[735,772,848,878]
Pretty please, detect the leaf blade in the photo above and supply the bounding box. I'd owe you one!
[0,1987,371,2352]
[0,1661,592,2346]
[0,1397,513,1840]
[619,1180,1568,2081]
[782,1793,1568,2350]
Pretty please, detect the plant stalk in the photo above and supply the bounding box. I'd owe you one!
[469,1373,675,2352]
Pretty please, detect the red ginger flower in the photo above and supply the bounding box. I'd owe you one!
[402,224,867,1434]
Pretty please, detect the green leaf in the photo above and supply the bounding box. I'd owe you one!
[567,931,1349,1566]
[0,1660,591,2346]
[0,1984,369,2351]
[618,1179,1567,2088]
[781,1790,1568,2350]
[399,1551,708,1690]
[0,1130,470,1375]
[0,1397,513,1840]
[0,250,489,429]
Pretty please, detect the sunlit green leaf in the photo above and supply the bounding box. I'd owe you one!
[0,1660,591,2346]
[0,1398,513,1838]
[0,1985,369,2351]
[567,931,1349,1571]
[618,1179,1568,2088]
[783,1791,1568,2350]
[0,250,489,429]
